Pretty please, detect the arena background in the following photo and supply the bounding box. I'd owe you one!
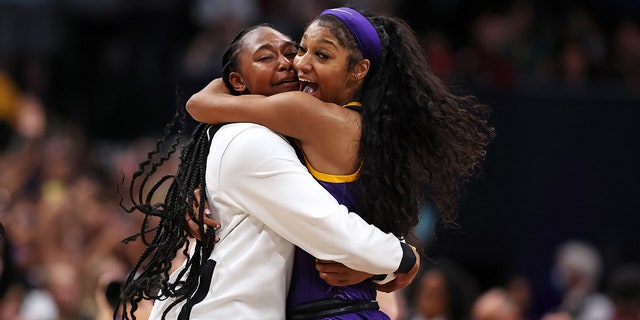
[1,0,639,318]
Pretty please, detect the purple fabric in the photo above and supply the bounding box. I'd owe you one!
[286,179,388,319]
[320,7,381,66]
[286,138,389,319]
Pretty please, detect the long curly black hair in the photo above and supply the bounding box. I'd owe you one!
[115,23,278,320]
[313,8,495,238]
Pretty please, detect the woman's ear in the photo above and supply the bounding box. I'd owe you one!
[228,72,247,93]
[351,59,371,81]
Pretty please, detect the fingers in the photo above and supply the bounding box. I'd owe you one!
[194,188,202,204]
[376,246,421,292]
[316,261,347,285]
[376,282,393,293]
[185,216,200,240]
[375,282,393,293]
[186,209,221,242]
[186,217,220,243]
[375,276,408,292]
[315,259,373,286]
[315,259,334,264]
[318,271,349,286]
[315,261,344,272]
[201,209,221,229]
[186,188,221,242]
[185,208,221,229]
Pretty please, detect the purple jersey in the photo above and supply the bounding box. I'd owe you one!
[286,103,390,320]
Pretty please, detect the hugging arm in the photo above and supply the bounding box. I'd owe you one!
[316,253,419,289]
[186,78,354,146]
[187,184,418,287]
[210,125,416,276]
[188,79,415,288]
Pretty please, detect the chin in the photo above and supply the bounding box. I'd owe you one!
[271,89,293,95]
[272,85,299,95]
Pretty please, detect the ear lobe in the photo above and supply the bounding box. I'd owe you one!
[229,72,246,93]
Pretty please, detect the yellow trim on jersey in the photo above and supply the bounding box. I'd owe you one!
[305,156,361,183]
[298,101,362,183]
[343,101,362,109]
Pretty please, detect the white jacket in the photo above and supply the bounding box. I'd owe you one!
[149,123,406,320]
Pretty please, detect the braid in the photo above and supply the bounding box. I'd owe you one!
[117,102,222,319]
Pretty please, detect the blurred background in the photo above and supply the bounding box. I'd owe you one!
[1,0,639,319]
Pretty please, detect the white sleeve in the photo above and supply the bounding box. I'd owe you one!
[210,124,403,275]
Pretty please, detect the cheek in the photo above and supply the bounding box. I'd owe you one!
[326,65,350,85]
[319,70,349,99]
[245,68,272,93]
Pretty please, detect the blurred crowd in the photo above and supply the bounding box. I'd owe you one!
[1,0,639,319]
[0,90,169,319]
[0,0,638,139]
[399,240,640,320]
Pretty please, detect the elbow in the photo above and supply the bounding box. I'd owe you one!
[185,93,201,120]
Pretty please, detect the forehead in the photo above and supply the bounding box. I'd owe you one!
[242,27,293,51]
[302,21,338,44]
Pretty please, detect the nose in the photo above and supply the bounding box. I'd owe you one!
[294,52,311,73]
[277,54,293,71]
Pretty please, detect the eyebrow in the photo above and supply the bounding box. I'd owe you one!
[318,38,338,49]
[282,40,296,47]
[255,43,275,52]
[255,40,296,52]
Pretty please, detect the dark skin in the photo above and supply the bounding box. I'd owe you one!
[185,26,419,291]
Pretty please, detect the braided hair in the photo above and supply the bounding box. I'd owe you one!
[116,112,217,319]
[313,8,495,238]
[115,24,274,320]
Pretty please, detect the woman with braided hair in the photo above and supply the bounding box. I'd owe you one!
[116,112,218,319]
[117,24,419,320]
[187,6,494,320]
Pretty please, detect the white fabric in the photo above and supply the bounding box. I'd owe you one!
[149,123,403,319]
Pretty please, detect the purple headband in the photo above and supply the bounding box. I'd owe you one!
[320,7,381,67]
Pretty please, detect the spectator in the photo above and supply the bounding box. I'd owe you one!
[606,264,640,320]
[471,287,523,320]
[409,259,478,320]
[505,275,534,320]
[544,240,614,320]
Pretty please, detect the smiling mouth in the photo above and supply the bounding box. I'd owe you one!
[299,79,318,94]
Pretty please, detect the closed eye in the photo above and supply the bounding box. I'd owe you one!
[284,46,297,59]
[285,51,297,59]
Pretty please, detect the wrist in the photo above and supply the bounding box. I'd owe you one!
[395,242,416,274]
[371,274,386,281]
[371,273,396,284]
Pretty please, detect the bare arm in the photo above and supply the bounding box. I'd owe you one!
[316,247,420,291]
[186,78,357,147]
